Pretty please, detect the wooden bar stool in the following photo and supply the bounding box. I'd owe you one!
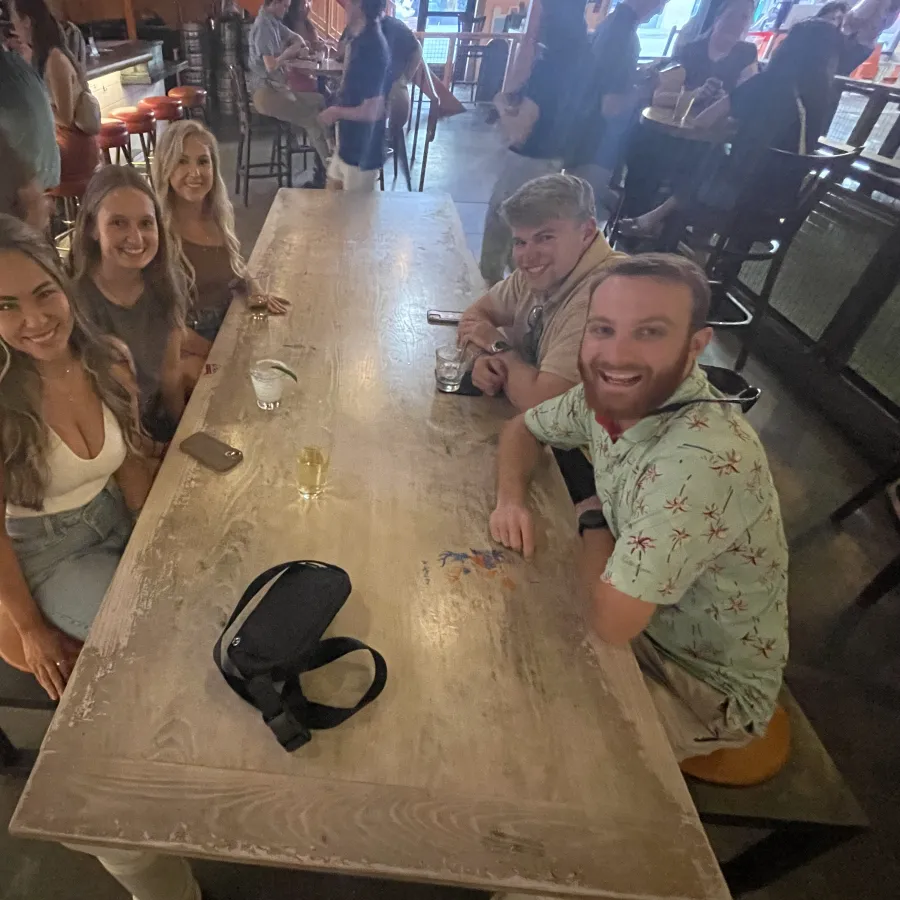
[111,106,157,176]
[99,118,131,165]
[167,85,208,121]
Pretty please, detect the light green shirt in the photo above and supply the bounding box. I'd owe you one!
[525,365,789,731]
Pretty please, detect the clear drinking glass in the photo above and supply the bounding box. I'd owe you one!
[250,358,295,410]
[297,424,333,498]
[435,345,464,393]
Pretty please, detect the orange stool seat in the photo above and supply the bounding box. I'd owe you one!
[99,118,129,149]
[167,85,207,108]
[138,96,184,122]
[680,704,791,786]
[112,107,156,133]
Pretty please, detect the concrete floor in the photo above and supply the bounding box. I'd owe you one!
[3,109,900,900]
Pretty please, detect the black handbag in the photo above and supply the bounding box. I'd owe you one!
[213,560,387,751]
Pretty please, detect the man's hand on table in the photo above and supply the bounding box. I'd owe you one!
[456,316,504,351]
[471,354,507,395]
[490,500,536,559]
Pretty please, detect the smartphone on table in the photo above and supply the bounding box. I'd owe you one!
[427,310,463,325]
[180,433,243,473]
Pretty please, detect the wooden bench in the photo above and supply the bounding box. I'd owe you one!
[687,688,869,897]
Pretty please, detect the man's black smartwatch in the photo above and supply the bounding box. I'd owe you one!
[578,509,608,537]
[489,339,512,354]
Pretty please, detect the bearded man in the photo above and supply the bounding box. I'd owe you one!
[489,254,789,761]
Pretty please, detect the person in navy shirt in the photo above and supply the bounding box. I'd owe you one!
[319,0,389,192]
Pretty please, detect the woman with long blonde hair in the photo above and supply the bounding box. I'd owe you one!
[0,214,151,699]
[70,164,186,443]
[152,120,286,386]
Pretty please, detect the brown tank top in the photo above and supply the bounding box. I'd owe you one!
[182,239,234,315]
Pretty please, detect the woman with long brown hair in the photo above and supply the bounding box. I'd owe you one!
[0,214,150,699]
[70,165,187,442]
[8,0,99,187]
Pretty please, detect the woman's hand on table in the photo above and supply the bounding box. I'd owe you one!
[20,622,81,701]
[265,294,290,315]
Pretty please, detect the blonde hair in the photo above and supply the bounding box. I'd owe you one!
[0,214,143,510]
[70,165,187,332]
[151,120,247,306]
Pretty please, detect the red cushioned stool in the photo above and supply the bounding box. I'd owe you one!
[48,177,92,254]
[167,85,208,120]
[99,118,131,165]
[111,106,157,177]
[138,96,184,158]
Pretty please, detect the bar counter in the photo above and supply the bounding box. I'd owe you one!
[84,40,157,80]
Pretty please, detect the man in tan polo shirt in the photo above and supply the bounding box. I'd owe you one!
[458,174,624,413]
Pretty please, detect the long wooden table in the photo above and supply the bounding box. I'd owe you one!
[11,192,729,900]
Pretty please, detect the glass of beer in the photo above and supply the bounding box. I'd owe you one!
[297,424,333,498]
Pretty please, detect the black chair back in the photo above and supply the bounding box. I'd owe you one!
[743,146,858,221]
[699,145,860,242]
[228,63,252,134]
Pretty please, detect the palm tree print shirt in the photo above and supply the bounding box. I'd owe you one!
[525,365,789,732]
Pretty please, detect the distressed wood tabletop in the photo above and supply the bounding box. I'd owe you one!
[11,191,729,900]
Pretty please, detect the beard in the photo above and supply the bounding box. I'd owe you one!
[579,342,692,423]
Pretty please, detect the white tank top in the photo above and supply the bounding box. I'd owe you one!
[6,404,127,518]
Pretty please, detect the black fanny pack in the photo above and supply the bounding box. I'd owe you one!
[213,560,387,751]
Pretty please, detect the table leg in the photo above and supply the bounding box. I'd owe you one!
[719,823,863,897]
[64,843,201,900]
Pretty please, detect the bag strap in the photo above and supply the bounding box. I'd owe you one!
[243,638,387,751]
[650,394,753,416]
[285,637,388,729]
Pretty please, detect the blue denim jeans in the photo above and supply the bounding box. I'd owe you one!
[6,485,133,641]
[187,306,228,343]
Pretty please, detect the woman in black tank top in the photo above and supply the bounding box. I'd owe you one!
[654,0,758,109]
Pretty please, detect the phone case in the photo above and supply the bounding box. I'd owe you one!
[427,310,463,324]
[180,432,244,473]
